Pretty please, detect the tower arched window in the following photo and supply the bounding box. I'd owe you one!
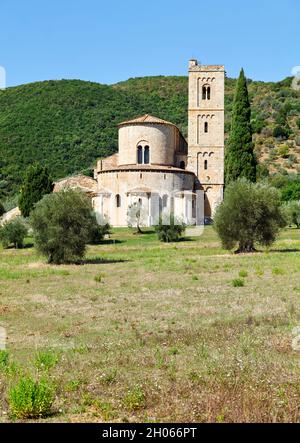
[204,122,208,133]
[137,146,143,164]
[202,85,211,100]
[179,160,185,170]
[116,194,121,208]
[144,146,150,164]
[204,160,208,170]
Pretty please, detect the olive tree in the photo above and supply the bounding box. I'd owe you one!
[127,201,148,234]
[30,189,96,264]
[0,217,28,248]
[282,200,300,228]
[214,179,285,253]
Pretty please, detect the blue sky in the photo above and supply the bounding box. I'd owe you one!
[0,0,299,87]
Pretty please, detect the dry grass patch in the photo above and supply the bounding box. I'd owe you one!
[1,227,300,422]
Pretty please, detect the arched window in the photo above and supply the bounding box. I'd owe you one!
[207,86,211,100]
[137,144,150,164]
[144,146,150,164]
[204,122,208,133]
[202,85,211,100]
[137,146,143,164]
[116,194,121,208]
[179,160,185,170]
[204,160,208,170]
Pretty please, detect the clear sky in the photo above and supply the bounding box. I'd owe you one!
[0,0,299,87]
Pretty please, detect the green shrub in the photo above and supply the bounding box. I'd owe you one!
[99,368,117,385]
[232,278,245,287]
[94,273,105,283]
[273,125,289,139]
[168,347,179,355]
[8,376,55,419]
[65,379,81,392]
[89,215,111,244]
[239,270,248,278]
[282,200,300,228]
[155,214,186,243]
[0,217,28,248]
[214,179,286,253]
[281,181,300,202]
[0,350,9,370]
[123,386,145,411]
[2,195,18,212]
[277,145,289,158]
[34,350,59,371]
[251,118,264,134]
[93,400,116,421]
[255,267,264,277]
[30,189,97,264]
[296,118,300,130]
[256,164,269,180]
[0,352,21,377]
[272,267,285,275]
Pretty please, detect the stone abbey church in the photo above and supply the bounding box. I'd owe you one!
[56,59,225,226]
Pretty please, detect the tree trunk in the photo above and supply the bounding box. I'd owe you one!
[235,242,256,254]
[136,221,143,234]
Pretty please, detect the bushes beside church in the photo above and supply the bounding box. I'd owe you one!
[214,179,286,253]
[0,217,28,249]
[30,189,98,264]
[89,215,111,244]
[155,214,186,243]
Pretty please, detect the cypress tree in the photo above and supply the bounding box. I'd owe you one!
[0,201,5,217]
[225,69,256,185]
[19,163,54,217]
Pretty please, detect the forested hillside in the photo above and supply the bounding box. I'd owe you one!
[0,75,299,201]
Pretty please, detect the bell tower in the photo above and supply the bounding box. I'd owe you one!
[187,59,225,218]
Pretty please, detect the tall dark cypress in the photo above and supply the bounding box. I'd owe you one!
[19,163,54,217]
[225,69,256,185]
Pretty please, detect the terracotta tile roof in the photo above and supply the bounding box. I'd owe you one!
[97,164,195,175]
[118,114,176,127]
[53,174,97,194]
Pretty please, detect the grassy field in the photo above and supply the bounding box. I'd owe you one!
[1,227,300,422]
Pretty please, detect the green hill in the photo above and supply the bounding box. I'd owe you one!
[0,75,299,201]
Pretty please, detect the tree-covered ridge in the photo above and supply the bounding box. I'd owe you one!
[0,75,299,199]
